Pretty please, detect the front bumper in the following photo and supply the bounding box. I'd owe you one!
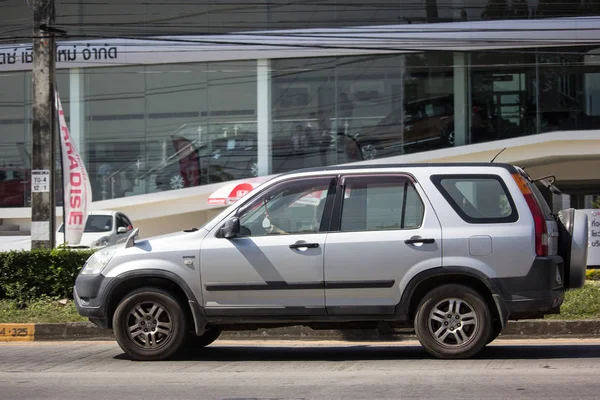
[73,273,114,329]
[492,255,565,319]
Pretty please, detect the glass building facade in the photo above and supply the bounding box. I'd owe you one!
[1,1,600,207]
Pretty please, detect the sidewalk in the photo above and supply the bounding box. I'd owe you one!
[2,319,599,342]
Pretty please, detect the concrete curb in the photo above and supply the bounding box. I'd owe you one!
[13,319,600,342]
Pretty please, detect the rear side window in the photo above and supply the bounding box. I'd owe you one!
[340,175,424,232]
[431,174,518,224]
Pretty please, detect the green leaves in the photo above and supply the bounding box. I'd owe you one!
[0,249,95,303]
[586,269,600,281]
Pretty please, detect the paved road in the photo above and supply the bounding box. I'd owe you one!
[1,339,600,399]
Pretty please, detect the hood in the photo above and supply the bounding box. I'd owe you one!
[128,228,209,254]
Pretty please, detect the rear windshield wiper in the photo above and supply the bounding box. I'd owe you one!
[532,175,561,195]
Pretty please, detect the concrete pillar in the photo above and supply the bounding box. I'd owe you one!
[453,52,469,146]
[257,59,272,176]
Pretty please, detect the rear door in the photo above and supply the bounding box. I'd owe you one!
[323,174,442,315]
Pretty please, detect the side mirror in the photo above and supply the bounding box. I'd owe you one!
[117,227,128,234]
[221,217,240,239]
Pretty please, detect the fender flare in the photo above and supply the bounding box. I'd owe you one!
[104,269,208,335]
[395,266,509,329]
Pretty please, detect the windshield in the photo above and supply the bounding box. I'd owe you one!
[59,215,114,233]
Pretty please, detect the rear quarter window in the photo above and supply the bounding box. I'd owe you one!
[431,174,518,224]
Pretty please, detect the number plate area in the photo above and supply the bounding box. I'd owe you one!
[0,324,35,342]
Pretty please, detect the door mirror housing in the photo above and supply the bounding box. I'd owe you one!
[117,227,128,234]
[221,217,241,239]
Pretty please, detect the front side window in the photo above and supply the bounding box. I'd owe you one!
[431,175,518,223]
[340,176,424,232]
[237,177,334,236]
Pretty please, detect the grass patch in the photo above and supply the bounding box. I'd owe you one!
[0,297,87,324]
[546,283,600,320]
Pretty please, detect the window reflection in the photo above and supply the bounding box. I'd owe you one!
[1,46,600,207]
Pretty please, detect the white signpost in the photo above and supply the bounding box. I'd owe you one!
[582,209,600,268]
[31,169,50,193]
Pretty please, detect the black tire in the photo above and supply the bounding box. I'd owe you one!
[113,287,188,361]
[487,327,501,344]
[414,284,491,359]
[441,124,455,147]
[558,208,588,289]
[186,327,222,349]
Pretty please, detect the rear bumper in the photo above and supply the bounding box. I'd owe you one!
[492,255,565,319]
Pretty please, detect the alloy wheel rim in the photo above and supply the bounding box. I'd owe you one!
[361,144,377,160]
[447,130,455,146]
[427,297,478,347]
[126,300,173,350]
[250,162,259,177]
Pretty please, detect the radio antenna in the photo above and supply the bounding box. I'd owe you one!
[490,147,507,163]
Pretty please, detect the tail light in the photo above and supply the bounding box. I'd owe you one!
[512,173,548,256]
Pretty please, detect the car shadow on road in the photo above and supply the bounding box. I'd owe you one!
[113,343,600,362]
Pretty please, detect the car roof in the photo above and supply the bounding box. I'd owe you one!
[88,210,119,216]
[283,162,517,176]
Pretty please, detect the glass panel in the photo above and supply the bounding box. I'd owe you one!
[145,64,208,192]
[405,184,425,229]
[271,58,336,173]
[340,177,424,232]
[339,55,406,162]
[537,47,600,133]
[238,178,332,236]
[0,71,28,207]
[5,0,600,38]
[83,61,257,201]
[85,66,145,201]
[470,51,537,143]
[271,53,454,168]
[438,177,514,221]
[207,61,257,180]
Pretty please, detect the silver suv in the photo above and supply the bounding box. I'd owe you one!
[74,163,588,360]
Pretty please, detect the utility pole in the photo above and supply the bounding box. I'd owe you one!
[31,0,56,249]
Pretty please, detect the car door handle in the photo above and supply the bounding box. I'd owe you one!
[289,242,319,249]
[404,238,435,244]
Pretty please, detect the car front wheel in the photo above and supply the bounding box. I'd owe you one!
[113,288,187,361]
[414,284,491,359]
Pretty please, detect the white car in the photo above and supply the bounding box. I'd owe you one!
[56,210,134,249]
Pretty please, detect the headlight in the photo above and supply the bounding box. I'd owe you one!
[93,236,110,248]
[80,247,117,275]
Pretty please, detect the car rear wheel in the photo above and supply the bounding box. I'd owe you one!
[558,208,589,289]
[487,326,502,344]
[113,288,187,361]
[442,125,455,147]
[415,284,491,359]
